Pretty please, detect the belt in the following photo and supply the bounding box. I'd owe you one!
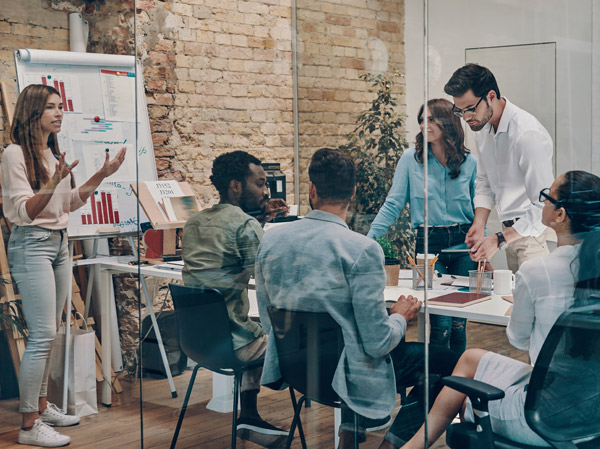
[502,218,520,228]
[418,223,470,229]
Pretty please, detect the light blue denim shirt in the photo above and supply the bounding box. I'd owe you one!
[367,148,477,239]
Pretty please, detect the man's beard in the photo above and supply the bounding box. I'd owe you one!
[467,103,493,132]
[240,190,268,213]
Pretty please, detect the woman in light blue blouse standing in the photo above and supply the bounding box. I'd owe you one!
[368,98,477,355]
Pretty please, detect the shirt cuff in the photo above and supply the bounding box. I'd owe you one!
[473,195,494,211]
[389,313,407,339]
[511,216,546,237]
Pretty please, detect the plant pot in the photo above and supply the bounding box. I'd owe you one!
[384,258,401,286]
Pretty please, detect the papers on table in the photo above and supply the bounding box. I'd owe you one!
[153,261,184,271]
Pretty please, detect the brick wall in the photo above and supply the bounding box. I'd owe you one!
[295,0,405,211]
[0,0,405,371]
[1,0,404,208]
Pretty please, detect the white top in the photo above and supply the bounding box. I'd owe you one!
[1,144,85,229]
[507,244,579,364]
[473,98,554,237]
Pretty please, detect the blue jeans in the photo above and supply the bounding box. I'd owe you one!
[8,225,70,413]
[416,224,476,356]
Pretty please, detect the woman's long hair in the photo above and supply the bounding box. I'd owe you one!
[414,98,468,179]
[10,84,61,191]
[555,170,600,304]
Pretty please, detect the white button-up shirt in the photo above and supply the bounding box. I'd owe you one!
[473,98,554,237]
[507,244,578,364]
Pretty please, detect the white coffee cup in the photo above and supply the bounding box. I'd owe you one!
[493,269,515,295]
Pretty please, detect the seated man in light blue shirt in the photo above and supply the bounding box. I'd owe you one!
[256,148,458,449]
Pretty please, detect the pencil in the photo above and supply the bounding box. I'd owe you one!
[476,260,482,294]
[406,251,424,286]
[406,252,418,268]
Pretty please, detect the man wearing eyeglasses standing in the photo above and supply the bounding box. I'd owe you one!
[444,63,554,272]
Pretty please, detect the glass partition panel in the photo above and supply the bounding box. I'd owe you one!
[0,1,141,447]
[418,1,596,448]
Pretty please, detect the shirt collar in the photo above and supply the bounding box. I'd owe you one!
[482,96,514,136]
[304,209,349,228]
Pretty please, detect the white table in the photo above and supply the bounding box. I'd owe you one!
[384,281,511,342]
[99,259,182,405]
[97,262,512,407]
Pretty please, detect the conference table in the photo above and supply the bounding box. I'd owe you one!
[96,260,512,407]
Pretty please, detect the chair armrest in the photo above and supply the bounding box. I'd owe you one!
[442,376,505,412]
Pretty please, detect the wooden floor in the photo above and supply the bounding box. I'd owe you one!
[0,321,529,449]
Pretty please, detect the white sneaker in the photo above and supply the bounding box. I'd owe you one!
[18,419,70,447]
[40,403,80,427]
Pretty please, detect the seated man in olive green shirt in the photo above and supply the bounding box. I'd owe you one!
[182,150,288,445]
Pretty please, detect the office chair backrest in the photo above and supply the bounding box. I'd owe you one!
[525,304,600,445]
[169,283,242,371]
[267,306,344,407]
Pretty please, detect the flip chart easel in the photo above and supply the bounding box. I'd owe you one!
[13,48,157,236]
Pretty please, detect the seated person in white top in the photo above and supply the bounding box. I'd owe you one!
[399,170,600,448]
[444,64,554,272]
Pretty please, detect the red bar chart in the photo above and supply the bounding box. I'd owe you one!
[81,189,120,225]
[34,74,79,112]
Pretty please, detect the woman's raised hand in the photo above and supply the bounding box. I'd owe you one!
[51,152,79,186]
[100,146,126,179]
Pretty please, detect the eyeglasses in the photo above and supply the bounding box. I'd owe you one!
[539,188,563,208]
[452,96,485,118]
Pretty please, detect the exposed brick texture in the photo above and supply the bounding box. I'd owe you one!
[0,0,405,369]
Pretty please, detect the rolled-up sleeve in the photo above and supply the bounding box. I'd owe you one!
[473,152,495,211]
[511,130,553,237]
[70,188,86,212]
[368,154,411,239]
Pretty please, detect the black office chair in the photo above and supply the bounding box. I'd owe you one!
[443,305,600,449]
[168,283,265,449]
[267,306,359,449]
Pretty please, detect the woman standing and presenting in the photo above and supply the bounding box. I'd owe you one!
[397,170,600,449]
[368,98,477,355]
[2,84,125,447]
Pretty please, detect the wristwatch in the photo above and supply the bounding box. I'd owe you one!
[496,231,508,251]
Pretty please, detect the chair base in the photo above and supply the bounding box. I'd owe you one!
[171,365,243,449]
[286,388,359,449]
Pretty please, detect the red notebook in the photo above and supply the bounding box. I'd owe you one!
[428,292,491,308]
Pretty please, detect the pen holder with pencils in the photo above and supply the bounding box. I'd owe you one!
[469,270,493,294]
[412,264,433,289]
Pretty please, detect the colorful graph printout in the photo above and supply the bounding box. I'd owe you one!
[100,69,135,122]
[22,73,81,112]
[80,188,120,225]
[68,115,124,142]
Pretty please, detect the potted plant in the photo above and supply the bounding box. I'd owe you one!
[376,236,401,286]
[339,71,414,266]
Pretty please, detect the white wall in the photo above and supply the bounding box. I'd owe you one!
[404,0,596,176]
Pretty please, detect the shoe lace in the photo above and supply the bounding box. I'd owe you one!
[36,421,61,439]
[46,403,65,415]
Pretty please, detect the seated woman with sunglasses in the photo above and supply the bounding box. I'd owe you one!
[368,98,477,356]
[398,170,600,449]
